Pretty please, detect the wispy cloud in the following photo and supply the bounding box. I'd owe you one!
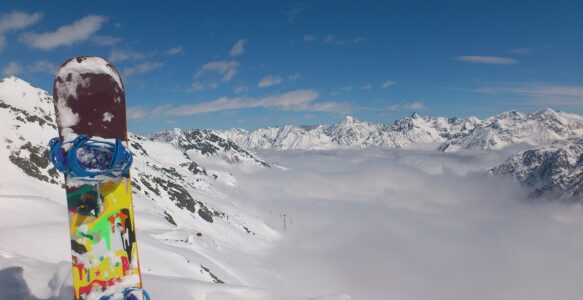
[29,60,58,74]
[388,101,426,111]
[189,81,218,92]
[230,39,247,57]
[20,15,106,50]
[466,83,583,107]
[108,49,149,63]
[362,84,372,91]
[331,85,353,96]
[234,85,249,94]
[303,34,317,42]
[258,75,283,88]
[196,60,239,82]
[508,47,535,55]
[166,46,183,55]
[286,2,308,22]
[455,55,518,65]
[122,62,163,77]
[2,61,22,77]
[382,80,396,88]
[165,90,349,116]
[323,35,367,46]
[289,73,302,81]
[92,35,121,46]
[127,107,147,120]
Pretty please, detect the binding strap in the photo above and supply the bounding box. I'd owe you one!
[49,134,133,181]
[98,287,151,300]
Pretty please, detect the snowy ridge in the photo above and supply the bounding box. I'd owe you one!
[490,138,583,201]
[440,109,583,152]
[220,110,583,151]
[150,128,270,167]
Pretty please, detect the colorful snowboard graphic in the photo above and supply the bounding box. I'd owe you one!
[53,56,143,299]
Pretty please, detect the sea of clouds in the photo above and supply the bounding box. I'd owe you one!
[218,147,583,300]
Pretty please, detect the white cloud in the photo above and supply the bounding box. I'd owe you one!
[258,75,283,88]
[388,101,426,111]
[149,89,350,116]
[0,11,42,33]
[0,11,42,50]
[108,49,148,63]
[289,73,302,81]
[196,60,239,82]
[20,15,106,50]
[455,55,518,65]
[234,85,249,94]
[127,107,147,120]
[92,35,121,46]
[303,34,317,42]
[122,62,163,77]
[2,61,23,77]
[29,60,58,74]
[382,80,396,88]
[166,46,183,55]
[323,35,367,46]
[230,39,247,57]
[362,84,372,91]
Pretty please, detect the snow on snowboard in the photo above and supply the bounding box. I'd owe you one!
[51,56,147,299]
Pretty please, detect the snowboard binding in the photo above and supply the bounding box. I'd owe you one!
[98,287,151,300]
[49,134,133,181]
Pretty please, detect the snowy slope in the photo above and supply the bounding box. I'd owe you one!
[220,110,583,151]
[0,77,337,299]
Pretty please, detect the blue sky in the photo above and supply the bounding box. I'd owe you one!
[1,1,582,134]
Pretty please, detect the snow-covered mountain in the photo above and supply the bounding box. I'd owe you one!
[220,110,583,151]
[490,138,583,201]
[440,109,583,152]
[150,128,269,167]
[0,76,306,299]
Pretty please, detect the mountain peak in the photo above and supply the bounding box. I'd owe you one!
[410,112,420,119]
[342,115,357,124]
[533,107,558,116]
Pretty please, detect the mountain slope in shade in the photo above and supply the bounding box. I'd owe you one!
[220,110,583,151]
[490,138,583,201]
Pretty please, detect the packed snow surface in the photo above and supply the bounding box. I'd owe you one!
[56,56,123,90]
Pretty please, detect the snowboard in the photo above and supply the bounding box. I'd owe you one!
[53,56,143,299]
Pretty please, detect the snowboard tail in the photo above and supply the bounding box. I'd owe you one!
[53,56,143,299]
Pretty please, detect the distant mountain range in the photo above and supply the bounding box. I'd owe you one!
[1,75,582,204]
[219,110,583,152]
